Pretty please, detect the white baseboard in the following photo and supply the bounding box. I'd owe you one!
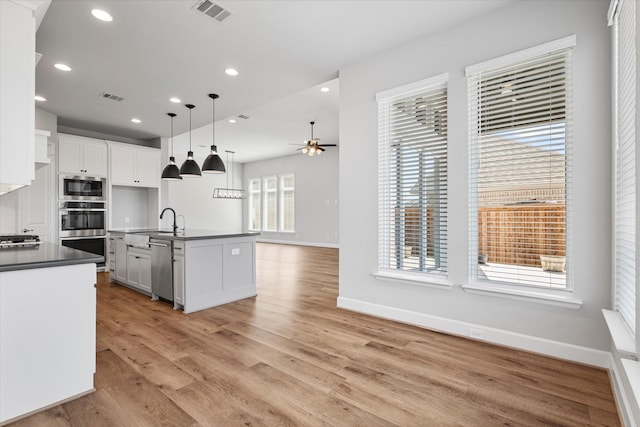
[337,296,611,368]
[608,354,638,427]
[256,238,339,249]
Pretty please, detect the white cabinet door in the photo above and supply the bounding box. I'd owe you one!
[58,137,84,175]
[19,159,55,242]
[0,1,35,188]
[82,141,107,177]
[135,150,160,187]
[126,252,141,288]
[126,248,151,293]
[110,145,136,185]
[109,142,160,187]
[114,235,127,283]
[138,253,152,293]
[58,135,107,177]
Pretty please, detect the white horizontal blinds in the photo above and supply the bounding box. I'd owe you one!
[468,45,572,288]
[614,0,636,333]
[263,176,277,232]
[378,80,448,275]
[280,174,295,232]
[248,178,261,231]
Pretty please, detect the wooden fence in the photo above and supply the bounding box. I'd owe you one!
[478,204,565,267]
[400,203,564,267]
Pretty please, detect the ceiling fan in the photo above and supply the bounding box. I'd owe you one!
[298,121,336,156]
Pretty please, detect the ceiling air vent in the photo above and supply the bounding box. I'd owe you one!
[99,92,124,102]
[192,0,232,23]
[237,114,249,120]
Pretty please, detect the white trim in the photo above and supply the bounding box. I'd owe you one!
[336,296,608,367]
[465,35,577,76]
[462,282,583,309]
[372,270,452,289]
[609,354,637,427]
[622,359,640,426]
[603,309,638,357]
[256,238,339,249]
[376,72,449,101]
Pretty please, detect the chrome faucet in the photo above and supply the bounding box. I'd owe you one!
[160,207,178,234]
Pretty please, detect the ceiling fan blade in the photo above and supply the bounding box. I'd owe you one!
[318,144,337,147]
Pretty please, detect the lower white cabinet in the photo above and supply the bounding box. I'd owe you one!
[126,247,151,293]
[114,234,127,283]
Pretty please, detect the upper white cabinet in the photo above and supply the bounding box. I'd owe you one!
[58,134,108,177]
[0,1,36,191]
[109,142,160,188]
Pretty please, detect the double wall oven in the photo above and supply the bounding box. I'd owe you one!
[59,176,107,268]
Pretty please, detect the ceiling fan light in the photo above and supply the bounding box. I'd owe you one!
[302,147,308,154]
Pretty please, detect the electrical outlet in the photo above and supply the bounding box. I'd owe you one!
[469,328,484,340]
[124,217,130,224]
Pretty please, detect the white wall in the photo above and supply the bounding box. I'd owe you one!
[338,0,612,353]
[163,162,245,232]
[243,149,339,247]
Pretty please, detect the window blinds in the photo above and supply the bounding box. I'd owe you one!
[263,176,277,232]
[378,78,448,275]
[468,43,573,289]
[248,178,261,231]
[280,174,295,232]
[613,0,636,333]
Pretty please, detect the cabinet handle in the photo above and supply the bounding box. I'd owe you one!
[135,256,140,259]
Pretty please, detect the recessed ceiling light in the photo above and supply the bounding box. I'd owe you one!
[170,97,181,103]
[91,9,113,22]
[229,119,237,124]
[131,118,141,124]
[225,68,239,76]
[54,63,71,71]
[34,95,46,102]
[320,87,330,93]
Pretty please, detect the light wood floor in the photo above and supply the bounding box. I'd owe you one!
[12,243,620,426]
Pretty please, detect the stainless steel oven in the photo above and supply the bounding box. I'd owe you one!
[59,201,106,237]
[59,175,106,200]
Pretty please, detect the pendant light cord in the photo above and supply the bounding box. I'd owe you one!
[170,115,174,155]
[189,108,192,151]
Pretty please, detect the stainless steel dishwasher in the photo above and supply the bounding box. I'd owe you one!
[149,238,173,302]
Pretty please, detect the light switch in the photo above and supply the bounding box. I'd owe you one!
[231,248,240,255]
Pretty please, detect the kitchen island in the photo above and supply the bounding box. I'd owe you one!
[0,243,103,425]
[109,229,259,314]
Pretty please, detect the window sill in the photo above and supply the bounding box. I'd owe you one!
[373,270,452,289]
[462,282,583,309]
[602,309,637,358]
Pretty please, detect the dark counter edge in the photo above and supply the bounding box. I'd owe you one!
[0,255,104,272]
[109,229,260,242]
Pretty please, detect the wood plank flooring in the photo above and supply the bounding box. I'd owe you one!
[10,243,621,426]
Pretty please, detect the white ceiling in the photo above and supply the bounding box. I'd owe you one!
[35,0,512,163]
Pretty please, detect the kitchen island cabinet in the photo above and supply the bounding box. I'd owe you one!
[109,229,259,313]
[0,243,102,424]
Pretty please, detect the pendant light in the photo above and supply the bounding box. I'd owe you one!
[202,93,226,173]
[161,113,182,180]
[213,150,246,199]
[179,104,201,178]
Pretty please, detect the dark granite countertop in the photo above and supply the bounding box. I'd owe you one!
[0,242,104,272]
[109,229,260,242]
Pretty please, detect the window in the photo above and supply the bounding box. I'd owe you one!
[248,174,295,233]
[612,0,636,334]
[377,74,448,278]
[280,174,295,232]
[467,36,575,289]
[248,178,261,231]
[263,176,278,232]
